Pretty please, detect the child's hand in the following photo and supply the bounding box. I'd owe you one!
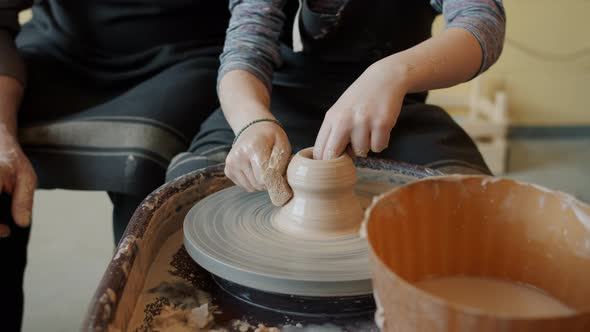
[313,61,408,160]
[225,120,293,206]
[218,70,293,206]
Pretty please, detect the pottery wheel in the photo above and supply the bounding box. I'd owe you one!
[184,186,371,297]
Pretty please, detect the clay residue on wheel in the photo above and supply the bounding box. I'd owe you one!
[152,303,214,331]
[126,230,283,332]
[113,235,138,261]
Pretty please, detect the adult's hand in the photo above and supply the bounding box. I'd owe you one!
[0,75,35,238]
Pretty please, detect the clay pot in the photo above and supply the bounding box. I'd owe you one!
[274,147,363,239]
[365,176,590,332]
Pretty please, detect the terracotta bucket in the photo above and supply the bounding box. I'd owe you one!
[364,175,590,332]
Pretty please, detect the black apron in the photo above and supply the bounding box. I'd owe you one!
[274,0,435,96]
[1,3,229,330]
[16,0,230,194]
[167,0,491,181]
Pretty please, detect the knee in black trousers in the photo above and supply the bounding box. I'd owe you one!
[108,191,151,245]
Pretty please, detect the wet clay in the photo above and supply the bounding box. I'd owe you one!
[274,148,363,239]
[183,148,371,296]
[416,276,575,317]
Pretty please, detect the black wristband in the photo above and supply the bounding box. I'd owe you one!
[232,118,283,145]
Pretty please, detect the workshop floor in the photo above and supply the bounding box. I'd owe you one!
[22,138,590,332]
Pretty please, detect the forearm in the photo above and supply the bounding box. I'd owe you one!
[380,27,483,94]
[0,75,24,136]
[219,0,287,93]
[217,0,288,133]
[1,0,34,85]
[219,70,275,133]
[430,0,506,75]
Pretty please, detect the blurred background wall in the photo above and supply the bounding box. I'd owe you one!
[429,0,590,127]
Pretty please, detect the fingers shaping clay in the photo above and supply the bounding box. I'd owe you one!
[184,148,370,296]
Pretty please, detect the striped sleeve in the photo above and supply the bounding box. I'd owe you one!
[430,0,506,74]
[0,0,33,84]
[218,0,288,93]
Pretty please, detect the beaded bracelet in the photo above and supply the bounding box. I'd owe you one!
[233,118,283,145]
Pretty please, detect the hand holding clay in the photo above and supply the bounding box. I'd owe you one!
[225,121,293,206]
[313,61,408,160]
[0,76,36,236]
